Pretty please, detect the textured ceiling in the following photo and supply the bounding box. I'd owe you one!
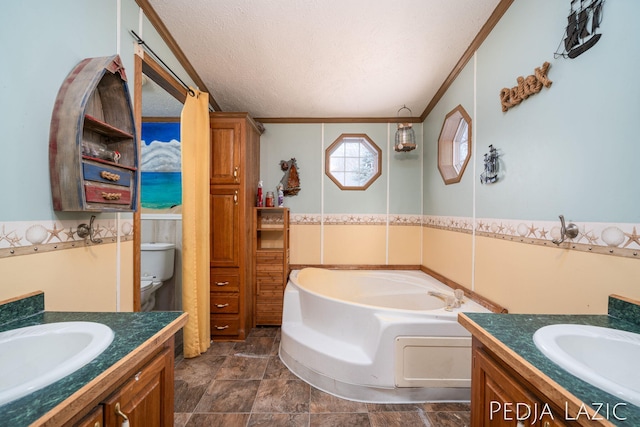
[147,0,502,119]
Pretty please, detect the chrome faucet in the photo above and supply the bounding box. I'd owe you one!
[428,289,465,310]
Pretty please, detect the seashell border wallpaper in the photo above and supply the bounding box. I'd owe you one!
[1,214,638,260]
[0,218,133,258]
[423,215,640,259]
[289,214,640,260]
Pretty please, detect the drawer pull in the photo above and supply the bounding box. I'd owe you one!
[215,303,230,308]
[215,281,229,286]
[101,191,122,200]
[214,324,230,330]
[114,402,130,427]
[100,170,121,181]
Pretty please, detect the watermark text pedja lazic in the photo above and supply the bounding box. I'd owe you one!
[490,401,628,423]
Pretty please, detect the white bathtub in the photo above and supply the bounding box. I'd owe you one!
[279,268,491,403]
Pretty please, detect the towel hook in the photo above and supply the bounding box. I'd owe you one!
[552,214,578,245]
[77,215,103,244]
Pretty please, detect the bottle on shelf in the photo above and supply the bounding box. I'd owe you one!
[82,141,121,163]
[277,184,284,207]
[265,191,274,207]
[256,180,264,207]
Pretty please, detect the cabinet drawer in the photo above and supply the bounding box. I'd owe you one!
[211,315,241,336]
[210,272,240,292]
[256,300,283,325]
[256,251,284,261]
[256,297,283,310]
[256,264,285,274]
[257,280,284,295]
[257,270,284,281]
[83,161,132,187]
[210,294,239,313]
[84,182,132,205]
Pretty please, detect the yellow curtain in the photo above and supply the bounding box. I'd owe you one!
[181,88,211,358]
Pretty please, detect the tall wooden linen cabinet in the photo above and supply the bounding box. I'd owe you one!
[209,113,260,341]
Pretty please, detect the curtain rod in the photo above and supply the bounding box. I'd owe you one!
[130,30,196,97]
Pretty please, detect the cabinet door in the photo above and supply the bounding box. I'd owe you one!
[472,347,541,427]
[74,405,103,427]
[210,120,241,185]
[103,348,173,427]
[210,187,240,267]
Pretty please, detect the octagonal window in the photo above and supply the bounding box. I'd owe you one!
[325,133,381,190]
[438,105,472,185]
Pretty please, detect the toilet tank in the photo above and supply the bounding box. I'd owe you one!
[141,243,176,282]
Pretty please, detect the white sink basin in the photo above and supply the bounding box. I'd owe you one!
[0,321,114,406]
[533,324,640,406]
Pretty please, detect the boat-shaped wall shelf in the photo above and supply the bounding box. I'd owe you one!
[49,55,138,212]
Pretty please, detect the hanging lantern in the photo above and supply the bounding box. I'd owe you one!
[394,105,416,152]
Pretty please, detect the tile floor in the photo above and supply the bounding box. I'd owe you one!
[174,327,471,427]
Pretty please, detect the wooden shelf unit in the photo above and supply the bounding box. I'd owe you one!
[253,207,289,325]
[49,55,138,212]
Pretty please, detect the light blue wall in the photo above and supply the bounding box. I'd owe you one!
[260,124,323,214]
[259,122,422,216]
[0,0,192,223]
[1,1,116,222]
[425,0,640,224]
[323,123,389,214]
[423,60,475,217]
[6,0,635,227]
[389,123,422,215]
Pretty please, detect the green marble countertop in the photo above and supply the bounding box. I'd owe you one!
[0,292,186,426]
[462,305,640,426]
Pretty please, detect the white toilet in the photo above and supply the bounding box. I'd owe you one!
[140,242,176,312]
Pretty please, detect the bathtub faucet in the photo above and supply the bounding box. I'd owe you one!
[428,289,465,310]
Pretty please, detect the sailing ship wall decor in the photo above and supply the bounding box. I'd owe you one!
[555,0,605,59]
[480,145,500,185]
[279,158,301,196]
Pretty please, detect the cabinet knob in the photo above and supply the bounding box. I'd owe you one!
[215,303,230,308]
[233,166,239,182]
[234,190,238,205]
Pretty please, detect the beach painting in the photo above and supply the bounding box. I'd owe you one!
[141,121,182,213]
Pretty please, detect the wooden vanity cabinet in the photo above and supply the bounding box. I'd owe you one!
[209,113,260,340]
[102,347,173,427]
[472,338,574,427]
[69,337,175,427]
